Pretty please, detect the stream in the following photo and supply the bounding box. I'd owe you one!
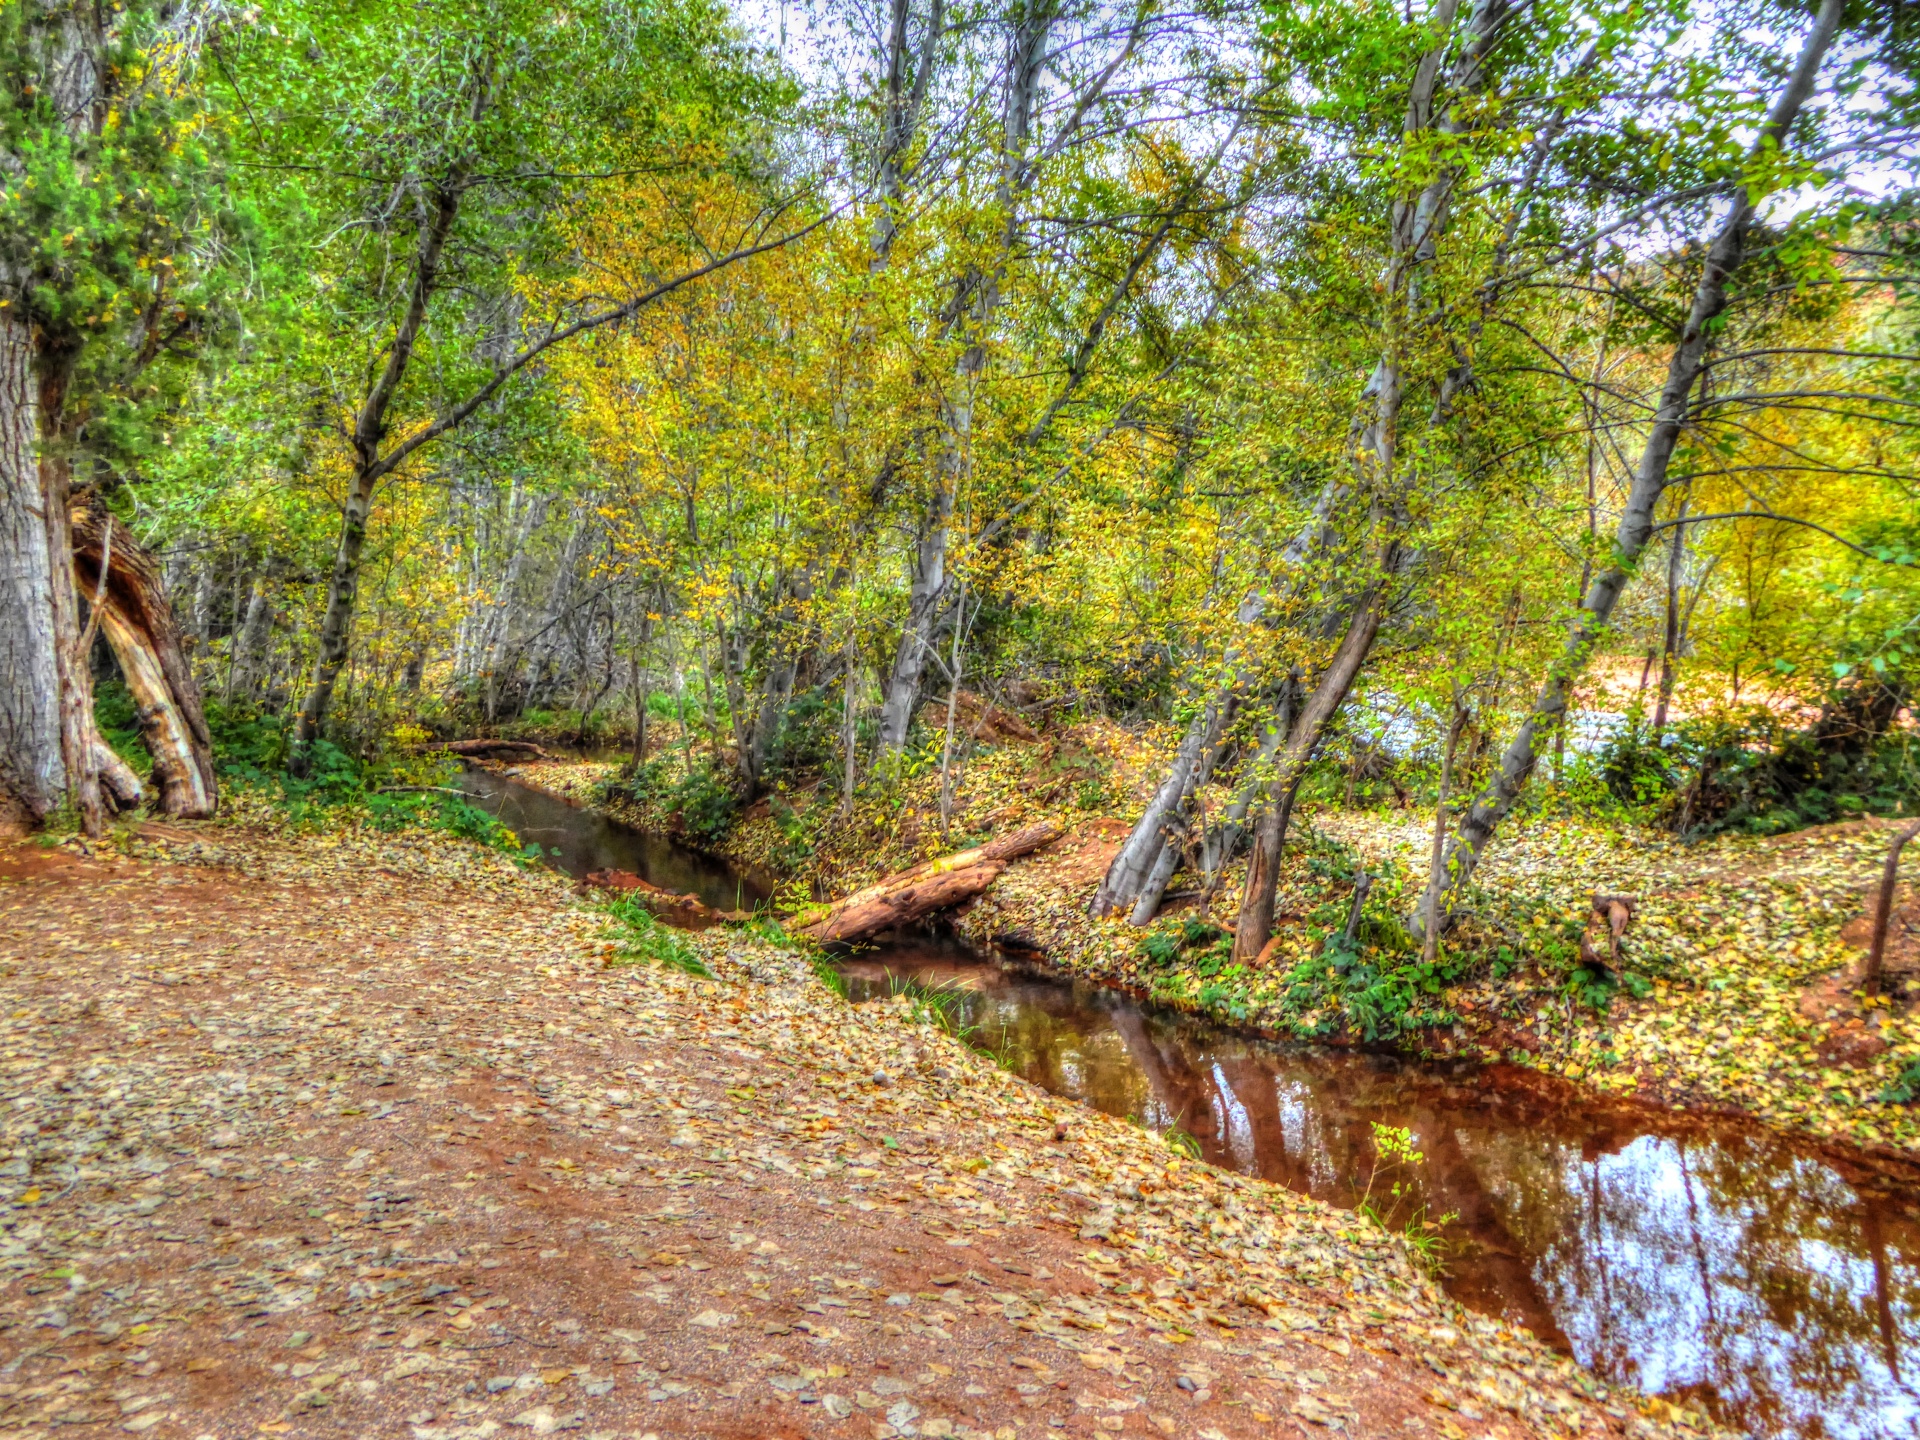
[457,767,1920,1440]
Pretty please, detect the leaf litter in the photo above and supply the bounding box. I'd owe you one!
[0,807,1715,1438]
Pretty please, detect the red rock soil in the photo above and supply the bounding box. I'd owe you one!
[0,824,1701,1440]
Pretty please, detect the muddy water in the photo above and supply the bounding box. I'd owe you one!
[458,771,1919,1439]
[841,936,1920,1440]
[454,765,774,912]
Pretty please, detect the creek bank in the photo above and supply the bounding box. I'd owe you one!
[393,767,1920,1437]
[507,737,1920,1160]
[0,814,1701,1440]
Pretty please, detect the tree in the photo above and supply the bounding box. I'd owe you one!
[0,0,225,833]
[211,0,805,763]
[1417,0,1853,933]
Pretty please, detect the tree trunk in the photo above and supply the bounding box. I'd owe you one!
[840,631,860,816]
[1863,820,1920,997]
[1231,781,1300,963]
[38,354,105,836]
[1416,0,1845,934]
[293,170,466,758]
[1231,591,1385,963]
[70,495,218,818]
[630,607,653,768]
[229,569,274,702]
[1199,698,1290,907]
[0,310,63,833]
[1421,703,1468,965]
[875,477,953,753]
[937,583,969,836]
[1653,500,1687,731]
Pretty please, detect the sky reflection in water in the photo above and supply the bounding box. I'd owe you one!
[842,938,1920,1440]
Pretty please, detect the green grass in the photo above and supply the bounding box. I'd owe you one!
[600,893,712,977]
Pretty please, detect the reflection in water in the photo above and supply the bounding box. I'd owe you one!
[842,937,1920,1440]
[454,767,773,912]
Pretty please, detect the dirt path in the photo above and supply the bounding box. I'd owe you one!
[0,826,1695,1440]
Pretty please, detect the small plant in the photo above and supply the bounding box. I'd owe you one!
[892,975,978,1042]
[1163,1125,1203,1161]
[600,893,712,977]
[1880,1059,1920,1105]
[808,951,848,999]
[738,916,799,949]
[1354,1121,1454,1276]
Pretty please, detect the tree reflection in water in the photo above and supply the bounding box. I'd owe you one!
[841,936,1920,1440]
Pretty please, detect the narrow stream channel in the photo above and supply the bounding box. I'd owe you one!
[458,768,1920,1440]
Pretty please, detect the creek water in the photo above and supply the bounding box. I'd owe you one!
[455,765,775,912]
[459,769,1920,1440]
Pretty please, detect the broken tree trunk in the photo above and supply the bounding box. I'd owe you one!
[798,820,1062,944]
[70,494,218,819]
[424,739,554,761]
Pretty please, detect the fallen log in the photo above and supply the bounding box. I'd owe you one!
[797,820,1062,944]
[426,739,554,761]
[582,868,749,929]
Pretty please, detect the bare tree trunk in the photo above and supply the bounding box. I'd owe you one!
[39,355,105,835]
[1421,702,1469,964]
[229,569,274,703]
[629,605,654,768]
[0,310,63,832]
[1418,0,1845,933]
[1231,592,1385,962]
[70,496,217,818]
[876,477,953,753]
[294,167,466,760]
[840,631,860,817]
[1863,820,1920,997]
[1232,780,1301,961]
[1653,499,1688,732]
[937,583,968,837]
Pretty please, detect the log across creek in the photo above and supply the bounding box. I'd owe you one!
[795,820,1063,944]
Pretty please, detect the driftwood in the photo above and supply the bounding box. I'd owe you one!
[1579,894,1636,977]
[70,493,217,818]
[582,868,749,930]
[426,739,554,761]
[797,820,1063,944]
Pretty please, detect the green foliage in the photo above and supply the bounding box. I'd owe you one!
[1163,1125,1202,1161]
[92,680,147,773]
[1353,1122,1454,1276]
[766,795,816,871]
[618,756,741,846]
[207,703,527,853]
[1139,916,1229,969]
[0,1,239,484]
[1879,1059,1920,1106]
[599,892,712,977]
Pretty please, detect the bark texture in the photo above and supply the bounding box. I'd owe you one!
[798,820,1062,943]
[0,311,61,832]
[71,495,218,818]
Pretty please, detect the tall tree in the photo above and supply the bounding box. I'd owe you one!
[1416,0,1850,933]
[221,0,804,762]
[0,0,222,832]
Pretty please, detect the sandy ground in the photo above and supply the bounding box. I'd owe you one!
[0,823,1701,1440]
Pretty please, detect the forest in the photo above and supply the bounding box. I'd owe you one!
[4,0,1920,990]
[3,0,1920,1435]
